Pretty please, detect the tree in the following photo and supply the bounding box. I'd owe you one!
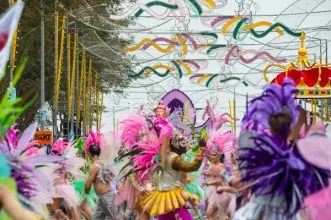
[0,0,135,132]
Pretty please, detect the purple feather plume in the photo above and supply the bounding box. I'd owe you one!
[242,78,300,131]
[237,131,330,215]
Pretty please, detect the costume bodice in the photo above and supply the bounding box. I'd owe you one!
[157,152,184,191]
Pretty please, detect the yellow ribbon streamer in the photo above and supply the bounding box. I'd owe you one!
[144,64,175,76]
[243,21,284,35]
[124,38,174,53]
[197,74,213,84]
[77,48,86,128]
[67,33,72,120]
[54,14,66,111]
[99,87,104,129]
[176,34,188,56]
[221,16,241,34]
[176,60,192,75]
[201,0,216,13]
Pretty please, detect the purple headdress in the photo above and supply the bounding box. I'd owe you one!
[242,78,300,131]
[237,130,330,215]
[84,129,102,153]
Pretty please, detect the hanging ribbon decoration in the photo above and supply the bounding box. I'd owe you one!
[110,1,178,20]
[77,48,86,129]
[67,33,71,120]
[109,0,221,21]
[190,73,249,88]
[90,72,98,129]
[54,13,66,111]
[83,59,92,134]
[127,59,201,78]
[124,32,217,54]
[68,33,77,121]
[98,87,104,129]
[221,16,301,38]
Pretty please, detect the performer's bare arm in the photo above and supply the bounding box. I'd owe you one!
[0,186,43,220]
[171,156,203,172]
[84,165,98,194]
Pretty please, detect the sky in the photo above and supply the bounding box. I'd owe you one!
[100,0,331,133]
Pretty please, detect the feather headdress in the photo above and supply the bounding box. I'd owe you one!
[84,129,102,153]
[237,130,330,215]
[242,78,300,131]
[75,137,86,155]
[207,131,236,155]
[51,138,69,155]
[119,113,148,150]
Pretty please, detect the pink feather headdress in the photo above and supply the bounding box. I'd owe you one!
[119,113,148,150]
[84,129,102,153]
[131,138,161,184]
[5,124,20,148]
[207,131,237,154]
[51,138,68,155]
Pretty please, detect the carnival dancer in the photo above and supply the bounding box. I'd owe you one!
[49,138,85,220]
[220,78,330,219]
[84,128,123,220]
[202,132,236,220]
[116,112,151,219]
[84,143,118,219]
[141,131,207,220]
[74,137,97,220]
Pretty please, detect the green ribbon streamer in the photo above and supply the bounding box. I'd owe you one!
[135,1,179,17]
[128,66,172,78]
[206,74,218,87]
[206,45,226,55]
[249,23,302,38]
[206,75,249,87]
[128,61,183,78]
[186,0,203,17]
[233,20,246,40]
[171,60,183,78]
[200,31,218,40]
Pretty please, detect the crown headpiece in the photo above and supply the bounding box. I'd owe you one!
[264,32,331,99]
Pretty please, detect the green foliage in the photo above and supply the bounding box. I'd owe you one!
[0,0,135,130]
[0,56,37,138]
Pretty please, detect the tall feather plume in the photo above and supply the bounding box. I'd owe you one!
[237,131,330,216]
[242,78,300,131]
[84,128,102,153]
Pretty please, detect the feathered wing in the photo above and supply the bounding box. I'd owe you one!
[237,131,330,215]
[15,123,38,155]
[116,137,161,185]
[100,132,123,177]
[62,141,86,181]
[119,113,148,150]
[131,138,161,184]
[203,100,216,122]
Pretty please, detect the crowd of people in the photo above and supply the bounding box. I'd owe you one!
[1,78,331,220]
